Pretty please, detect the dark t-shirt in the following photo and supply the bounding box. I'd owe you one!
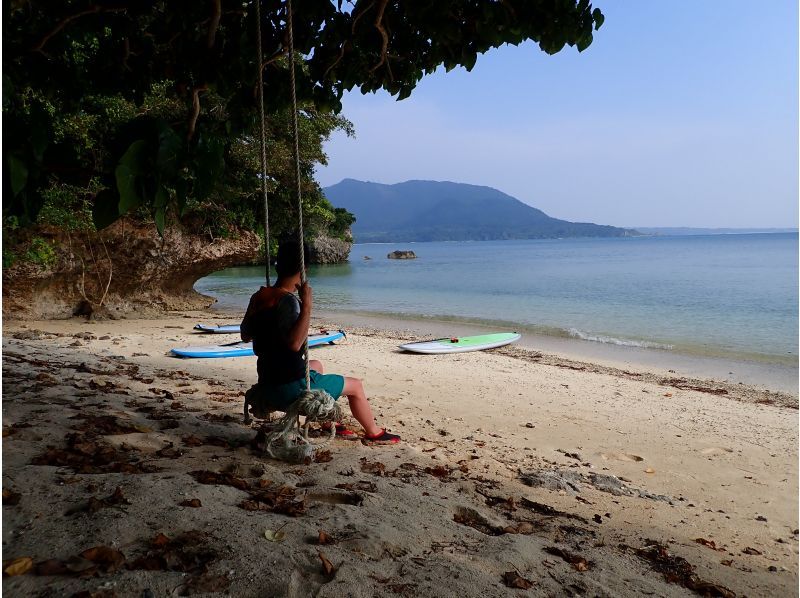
[241,288,305,385]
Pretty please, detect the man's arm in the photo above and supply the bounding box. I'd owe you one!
[284,281,312,352]
[240,295,257,342]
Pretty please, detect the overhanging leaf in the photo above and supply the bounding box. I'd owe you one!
[156,121,182,180]
[193,136,225,200]
[115,139,149,215]
[92,187,121,230]
[8,154,28,197]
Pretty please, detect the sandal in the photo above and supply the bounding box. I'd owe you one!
[362,429,401,444]
[319,422,358,440]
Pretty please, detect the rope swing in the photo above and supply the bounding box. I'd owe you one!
[250,0,340,462]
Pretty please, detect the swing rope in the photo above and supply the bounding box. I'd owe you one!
[250,0,339,462]
[254,0,271,286]
[285,0,311,392]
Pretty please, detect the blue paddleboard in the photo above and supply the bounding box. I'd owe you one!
[171,330,346,358]
[194,324,241,334]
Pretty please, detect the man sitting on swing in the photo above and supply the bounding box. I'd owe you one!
[241,240,400,444]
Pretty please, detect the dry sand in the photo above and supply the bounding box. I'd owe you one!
[2,312,797,597]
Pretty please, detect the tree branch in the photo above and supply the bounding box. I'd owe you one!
[207,0,222,48]
[368,0,390,76]
[351,0,375,34]
[323,41,350,81]
[261,47,288,70]
[187,85,208,141]
[31,5,127,53]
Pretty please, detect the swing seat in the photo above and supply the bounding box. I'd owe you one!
[244,383,340,424]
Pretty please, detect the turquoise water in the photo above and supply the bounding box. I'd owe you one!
[195,234,799,365]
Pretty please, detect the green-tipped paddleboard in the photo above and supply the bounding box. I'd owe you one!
[398,332,520,354]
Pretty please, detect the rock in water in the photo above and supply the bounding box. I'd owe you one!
[387,250,416,260]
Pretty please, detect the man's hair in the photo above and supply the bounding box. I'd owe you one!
[275,240,310,279]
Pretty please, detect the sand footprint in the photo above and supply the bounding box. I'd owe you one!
[700,446,733,456]
[599,451,644,462]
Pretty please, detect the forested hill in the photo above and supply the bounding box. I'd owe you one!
[323,179,637,242]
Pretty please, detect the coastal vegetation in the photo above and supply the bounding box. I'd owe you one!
[3,1,604,317]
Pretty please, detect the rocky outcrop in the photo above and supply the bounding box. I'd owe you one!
[307,234,352,264]
[3,219,261,319]
[387,250,416,259]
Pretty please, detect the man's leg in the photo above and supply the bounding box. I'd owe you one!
[342,377,382,436]
[309,359,323,373]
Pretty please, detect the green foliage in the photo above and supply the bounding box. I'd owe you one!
[24,236,57,269]
[3,0,603,238]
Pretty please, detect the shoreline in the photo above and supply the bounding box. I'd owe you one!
[204,304,799,397]
[2,312,797,596]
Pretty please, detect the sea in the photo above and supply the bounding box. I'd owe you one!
[195,233,798,370]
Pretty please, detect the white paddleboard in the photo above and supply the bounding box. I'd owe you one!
[399,332,520,354]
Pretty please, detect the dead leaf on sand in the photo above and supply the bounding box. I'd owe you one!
[503,522,536,535]
[453,506,504,536]
[264,529,286,543]
[79,546,126,574]
[129,530,217,575]
[240,485,306,516]
[317,530,336,545]
[695,538,720,551]
[3,488,21,506]
[319,552,336,576]
[34,558,70,576]
[501,570,534,589]
[335,480,377,493]
[424,465,452,479]
[544,547,591,571]
[359,458,386,476]
[3,556,33,576]
[151,533,171,548]
[190,470,249,491]
[314,449,333,463]
[180,499,202,508]
[69,486,130,515]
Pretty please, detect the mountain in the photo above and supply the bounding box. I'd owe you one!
[323,179,638,242]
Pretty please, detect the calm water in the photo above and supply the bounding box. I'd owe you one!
[195,234,798,365]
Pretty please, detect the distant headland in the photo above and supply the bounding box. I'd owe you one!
[323,179,639,243]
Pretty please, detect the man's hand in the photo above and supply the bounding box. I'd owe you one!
[296,280,313,308]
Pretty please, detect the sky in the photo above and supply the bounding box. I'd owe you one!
[315,2,798,229]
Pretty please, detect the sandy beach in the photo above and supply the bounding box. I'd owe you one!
[2,312,797,597]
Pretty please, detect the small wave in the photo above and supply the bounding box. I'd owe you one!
[568,328,674,350]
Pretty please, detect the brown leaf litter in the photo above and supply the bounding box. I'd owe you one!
[32,432,160,475]
[627,541,736,597]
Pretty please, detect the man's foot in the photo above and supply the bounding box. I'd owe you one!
[362,429,401,444]
[319,422,358,439]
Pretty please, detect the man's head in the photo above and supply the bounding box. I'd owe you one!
[275,240,310,279]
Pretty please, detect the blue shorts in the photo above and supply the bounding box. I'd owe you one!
[257,370,345,411]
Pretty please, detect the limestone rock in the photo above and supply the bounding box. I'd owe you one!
[307,234,352,265]
[387,250,416,260]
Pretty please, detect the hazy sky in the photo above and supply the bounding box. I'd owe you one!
[315,2,798,228]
